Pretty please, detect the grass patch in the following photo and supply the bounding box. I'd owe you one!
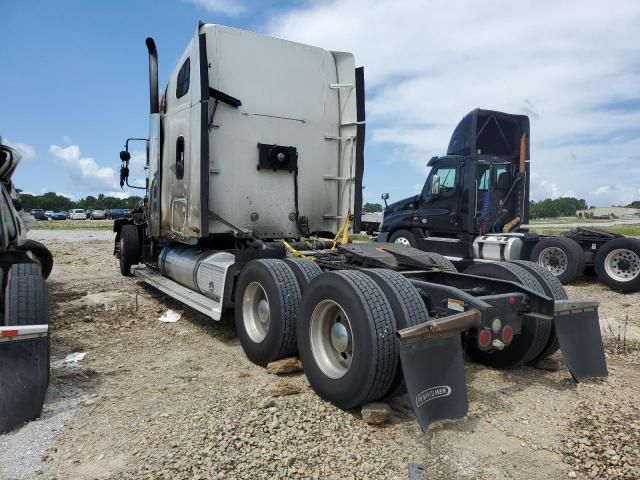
[529,216,606,224]
[529,225,640,237]
[31,222,113,231]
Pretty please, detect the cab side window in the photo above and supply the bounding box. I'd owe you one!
[435,167,457,193]
[176,58,190,99]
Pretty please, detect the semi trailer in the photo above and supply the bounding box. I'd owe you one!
[0,139,52,433]
[114,24,607,430]
[379,108,640,293]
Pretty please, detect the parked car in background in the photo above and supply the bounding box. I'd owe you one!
[86,208,94,218]
[106,208,129,219]
[45,210,54,219]
[90,208,106,220]
[51,211,67,220]
[69,209,87,220]
[30,208,47,220]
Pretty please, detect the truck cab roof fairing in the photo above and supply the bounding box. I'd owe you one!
[447,109,530,158]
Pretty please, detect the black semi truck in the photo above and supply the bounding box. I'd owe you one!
[379,109,640,293]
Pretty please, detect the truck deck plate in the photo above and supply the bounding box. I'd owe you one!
[132,265,222,320]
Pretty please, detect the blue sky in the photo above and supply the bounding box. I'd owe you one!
[2,0,640,207]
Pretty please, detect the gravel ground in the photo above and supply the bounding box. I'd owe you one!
[0,233,638,479]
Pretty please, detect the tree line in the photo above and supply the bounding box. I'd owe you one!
[19,192,142,212]
[529,197,589,219]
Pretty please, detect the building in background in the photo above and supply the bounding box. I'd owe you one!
[576,207,639,219]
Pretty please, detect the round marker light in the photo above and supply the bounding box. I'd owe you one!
[508,296,517,305]
[478,329,491,347]
[491,318,502,333]
[502,325,514,344]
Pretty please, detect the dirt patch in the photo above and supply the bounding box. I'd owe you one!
[0,233,637,479]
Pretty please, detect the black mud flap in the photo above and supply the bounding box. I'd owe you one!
[554,300,608,380]
[398,333,468,431]
[0,337,49,433]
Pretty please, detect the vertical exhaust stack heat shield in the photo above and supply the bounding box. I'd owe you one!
[145,38,159,115]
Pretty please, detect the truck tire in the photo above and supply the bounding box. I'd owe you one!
[284,258,322,293]
[235,259,301,367]
[510,260,567,360]
[462,262,552,368]
[119,225,141,276]
[530,236,585,284]
[16,240,54,280]
[0,264,49,433]
[297,270,398,409]
[594,238,640,293]
[389,229,418,248]
[363,268,429,397]
[424,252,457,272]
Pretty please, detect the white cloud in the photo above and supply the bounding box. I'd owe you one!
[592,184,640,206]
[4,139,37,162]
[267,0,640,205]
[49,143,118,192]
[185,0,244,15]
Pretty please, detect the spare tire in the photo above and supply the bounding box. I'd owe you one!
[594,238,640,293]
[297,271,398,409]
[529,236,585,284]
[0,264,49,433]
[463,262,552,368]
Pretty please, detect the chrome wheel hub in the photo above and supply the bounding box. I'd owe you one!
[538,247,568,275]
[242,282,270,343]
[604,249,640,282]
[394,237,411,246]
[309,300,353,379]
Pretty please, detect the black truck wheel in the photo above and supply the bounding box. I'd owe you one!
[119,225,141,276]
[363,268,429,397]
[594,238,640,293]
[234,259,301,367]
[284,258,322,293]
[389,229,418,248]
[510,260,567,360]
[424,252,457,272]
[462,262,552,368]
[0,264,49,433]
[16,240,54,280]
[529,236,585,284]
[297,271,398,409]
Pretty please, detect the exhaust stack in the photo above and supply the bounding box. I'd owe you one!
[145,37,159,114]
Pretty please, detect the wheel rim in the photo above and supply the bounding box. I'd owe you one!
[309,300,354,379]
[242,282,270,343]
[537,247,568,275]
[394,237,411,246]
[604,248,640,282]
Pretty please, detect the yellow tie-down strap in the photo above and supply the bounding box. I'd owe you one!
[331,211,353,251]
[281,240,314,259]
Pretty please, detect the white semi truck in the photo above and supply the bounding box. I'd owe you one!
[114,23,608,430]
[0,139,52,433]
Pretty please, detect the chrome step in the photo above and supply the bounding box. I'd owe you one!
[132,265,222,320]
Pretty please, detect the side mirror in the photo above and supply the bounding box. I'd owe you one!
[120,150,131,161]
[381,192,390,208]
[430,175,440,195]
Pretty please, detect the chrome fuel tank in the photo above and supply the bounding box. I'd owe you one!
[472,235,523,261]
[158,246,235,301]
